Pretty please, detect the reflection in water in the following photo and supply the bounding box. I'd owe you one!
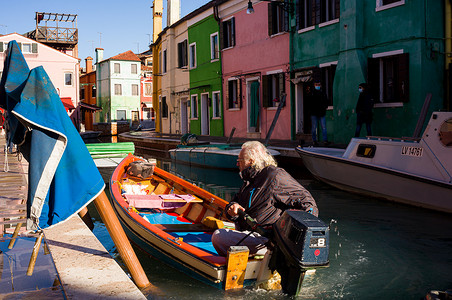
[92,157,452,299]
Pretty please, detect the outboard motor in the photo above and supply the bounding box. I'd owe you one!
[238,209,329,296]
[270,210,329,295]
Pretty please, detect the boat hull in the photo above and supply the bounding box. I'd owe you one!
[109,154,265,289]
[297,147,452,213]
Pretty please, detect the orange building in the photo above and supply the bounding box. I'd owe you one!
[79,56,101,131]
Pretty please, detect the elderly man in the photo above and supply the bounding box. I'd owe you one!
[211,141,318,256]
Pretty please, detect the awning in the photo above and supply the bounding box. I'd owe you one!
[60,97,75,111]
[141,102,153,108]
[80,101,102,111]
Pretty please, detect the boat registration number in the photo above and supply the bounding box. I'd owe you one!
[310,237,326,248]
[401,146,423,157]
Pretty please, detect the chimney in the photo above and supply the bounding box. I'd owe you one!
[85,56,93,73]
[167,0,180,27]
[95,48,104,64]
[153,0,163,43]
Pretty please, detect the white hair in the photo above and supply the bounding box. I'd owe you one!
[241,141,277,171]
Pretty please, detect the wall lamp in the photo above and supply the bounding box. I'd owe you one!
[246,0,293,14]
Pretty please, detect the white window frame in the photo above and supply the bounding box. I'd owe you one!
[190,94,198,119]
[189,42,196,69]
[114,63,120,74]
[131,64,138,74]
[228,77,240,110]
[210,32,219,61]
[212,91,221,119]
[132,84,139,96]
[64,72,73,86]
[114,84,122,95]
[22,43,32,53]
[371,49,405,107]
[376,0,405,12]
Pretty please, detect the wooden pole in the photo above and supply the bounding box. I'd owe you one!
[27,232,43,276]
[78,206,94,231]
[93,190,151,289]
[7,221,23,249]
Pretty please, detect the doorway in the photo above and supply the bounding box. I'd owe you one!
[247,78,260,133]
[180,97,189,134]
[200,93,209,135]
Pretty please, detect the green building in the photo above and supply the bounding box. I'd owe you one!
[95,48,141,124]
[290,0,446,144]
[187,11,224,137]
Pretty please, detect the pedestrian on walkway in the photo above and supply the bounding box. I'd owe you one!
[355,83,374,137]
[307,81,329,146]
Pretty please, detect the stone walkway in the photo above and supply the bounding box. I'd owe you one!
[0,132,146,299]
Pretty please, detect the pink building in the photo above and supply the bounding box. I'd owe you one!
[0,33,80,114]
[220,1,291,140]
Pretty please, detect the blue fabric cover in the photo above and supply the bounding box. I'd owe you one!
[0,41,105,230]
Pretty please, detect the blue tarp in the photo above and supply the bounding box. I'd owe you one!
[0,41,105,230]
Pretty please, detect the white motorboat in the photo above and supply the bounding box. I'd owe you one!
[296,112,452,213]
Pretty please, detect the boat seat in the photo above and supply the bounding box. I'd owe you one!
[154,223,215,232]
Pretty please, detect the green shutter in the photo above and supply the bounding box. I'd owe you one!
[32,43,38,53]
[0,42,3,53]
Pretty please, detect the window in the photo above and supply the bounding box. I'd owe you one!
[262,73,285,108]
[117,110,126,121]
[228,78,241,109]
[80,88,85,100]
[161,96,168,118]
[22,43,32,53]
[114,63,120,73]
[297,0,340,30]
[162,50,167,73]
[131,64,138,74]
[268,2,288,35]
[210,33,219,60]
[319,63,337,107]
[92,86,96,98]
[159,50,162,74]
[368,52,409,104]
[189,43,196,68]
[114,84,122,95]
[376,0,405,11]
[144,83,152,96]
[143,108,152,120]
[221,17,235,49]
[191,95,198,119]
[212,91,221,118]
[132,84,139,96]
[64,73,73,86]
[178,40,188,68]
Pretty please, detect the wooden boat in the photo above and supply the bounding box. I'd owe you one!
[296,111,452,213]
[169,143,280,170]
[110,154,330,295]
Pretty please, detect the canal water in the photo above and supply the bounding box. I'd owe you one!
[90,155,452,300]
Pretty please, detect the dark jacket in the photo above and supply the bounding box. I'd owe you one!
[307,89,328,117]
[226,165,318,231]
[356,91,374,123]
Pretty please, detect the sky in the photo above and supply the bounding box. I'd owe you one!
[0,0,211,68]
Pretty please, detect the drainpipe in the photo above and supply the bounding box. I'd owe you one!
[446,0,452,110]
[289,0,295,140]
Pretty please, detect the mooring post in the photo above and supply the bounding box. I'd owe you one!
[93,190,151,289]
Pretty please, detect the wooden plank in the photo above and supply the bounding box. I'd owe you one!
[0,212,26,218]
[225,246,249,290]
[0,205,27,211]
[0,219,28,226]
